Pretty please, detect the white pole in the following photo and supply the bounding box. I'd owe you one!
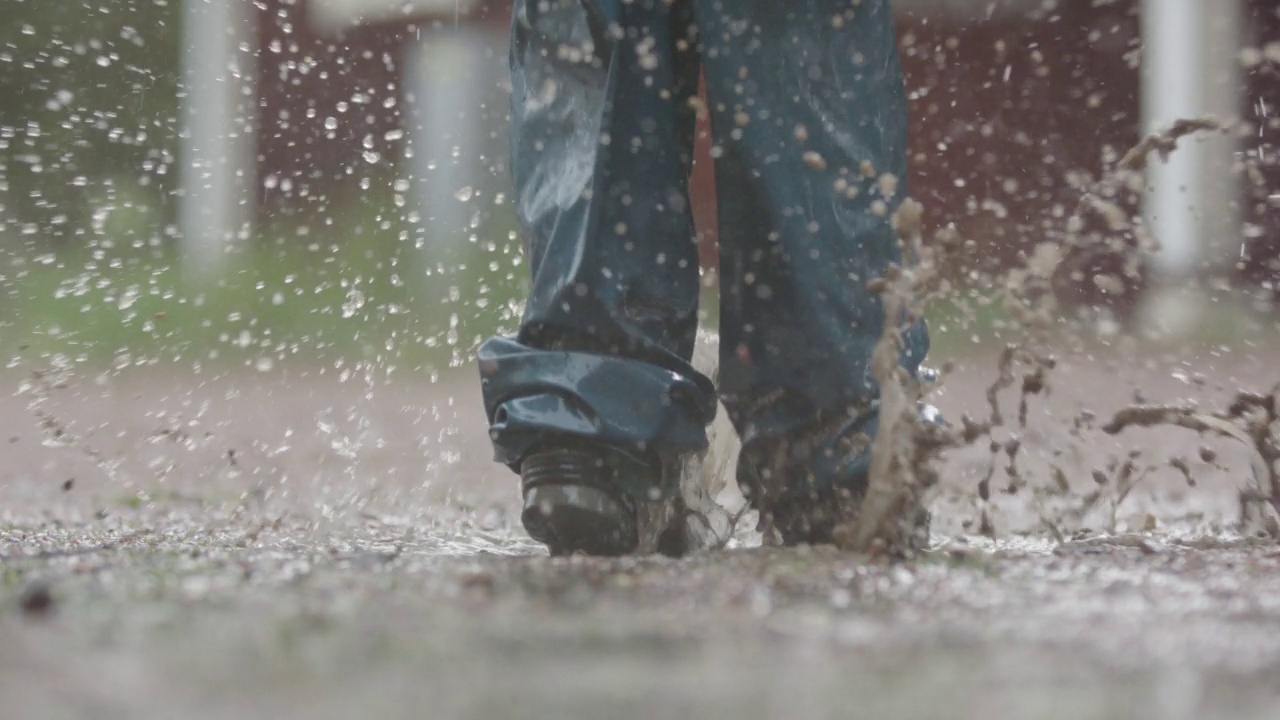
[179,0,256,277]
[1141,0,1241,277]
[1139,0,1242,333]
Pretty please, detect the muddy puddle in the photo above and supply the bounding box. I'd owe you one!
[4,318,1280,718]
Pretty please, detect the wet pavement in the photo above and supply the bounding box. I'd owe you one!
[2,341,1280,719]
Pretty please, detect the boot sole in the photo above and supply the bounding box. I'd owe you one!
[522,483,637,556]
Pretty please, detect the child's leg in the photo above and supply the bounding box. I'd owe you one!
[479,0,714,553]
[694,0,929,541]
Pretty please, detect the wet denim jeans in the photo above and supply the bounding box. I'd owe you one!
[478,0,928,498]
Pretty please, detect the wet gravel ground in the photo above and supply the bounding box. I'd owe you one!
[3,340,1280,720]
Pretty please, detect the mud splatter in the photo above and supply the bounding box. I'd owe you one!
[831,198,949,554]
[16,362,124,485]
[1102,388,1280,537]
[831,118,1266,555]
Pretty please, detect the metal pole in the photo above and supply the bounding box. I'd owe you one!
[179,0,256,277]
[1140,0,1242,274]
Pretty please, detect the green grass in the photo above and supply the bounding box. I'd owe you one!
[1,193,527,373]
[2,176,1014,375]
[1,244,1004,374]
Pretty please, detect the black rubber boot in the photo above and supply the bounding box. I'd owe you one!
[520,447,641,556]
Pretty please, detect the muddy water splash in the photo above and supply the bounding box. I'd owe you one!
[1102,390,1280,537]
[832,119,1279,554]
[830,198,949,554]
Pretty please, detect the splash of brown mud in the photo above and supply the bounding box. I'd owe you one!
[1102,390,1280,537]
[1025,118,1228,331]
[830,198,951,554]
[828,199,1055,554]
[831,118,1279,555]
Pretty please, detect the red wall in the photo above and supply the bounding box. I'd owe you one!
[253,0,1279,287]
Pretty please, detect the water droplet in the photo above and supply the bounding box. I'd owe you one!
[342,289,365,318]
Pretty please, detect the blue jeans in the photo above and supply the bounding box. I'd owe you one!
[479,0,928,498]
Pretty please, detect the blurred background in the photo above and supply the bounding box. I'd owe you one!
[1,0,1278,372]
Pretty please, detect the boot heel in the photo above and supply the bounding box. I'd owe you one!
[521,449,638,556]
